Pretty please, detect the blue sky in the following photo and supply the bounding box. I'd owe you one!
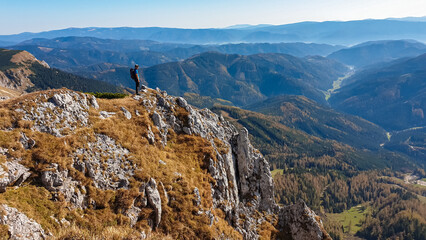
[1,0,426,34]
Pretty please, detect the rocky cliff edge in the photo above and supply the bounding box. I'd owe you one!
[0,87,329,239]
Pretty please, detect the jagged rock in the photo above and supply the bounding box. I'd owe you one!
[233,128,275,212]
[278,200,330,240]
[0,160,31,192]
[208,211,216,226]
[73,134,134,190]
[151,111,168,145]
[158,160,166,165]
[147,126,155,144]
[152,111,165,129]
[89,95,99,109]
[125,200,142,226]
[1,88,330,239]
[50,93,73,107]
[127,87,329,238]
[135,110,140,116]
[19,90,95,137]
[41,163,85,208]
[141,99,153,111]
[19,132,36,149]
[183,126,191,135]
[100,111,116,119]
[157,95,169,109]
[145,178,162,229]
[176,97,188,108]
[0,204,46,240]
[133,95,144,101]
[121,107,132,120]
[193,187,201,206]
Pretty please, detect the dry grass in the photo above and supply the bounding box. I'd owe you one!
[0,224,10,240]
[0,90,250,239]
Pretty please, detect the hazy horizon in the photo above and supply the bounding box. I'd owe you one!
[1,0,426,35]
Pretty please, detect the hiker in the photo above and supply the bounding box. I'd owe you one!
[130,64,140,95]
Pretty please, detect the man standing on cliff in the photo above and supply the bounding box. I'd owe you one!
[130,64,140,95]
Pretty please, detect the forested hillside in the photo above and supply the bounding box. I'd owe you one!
[0,48,124,95]
[213,104,426,240]
[141,52,348,106]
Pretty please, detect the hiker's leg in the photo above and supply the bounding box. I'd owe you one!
[136,81,140,94]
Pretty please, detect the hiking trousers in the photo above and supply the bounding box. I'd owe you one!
[135,80,140,94]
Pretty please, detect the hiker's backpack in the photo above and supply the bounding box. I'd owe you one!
[130,68,136,80]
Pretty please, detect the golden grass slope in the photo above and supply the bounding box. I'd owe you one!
[0,88,272,239]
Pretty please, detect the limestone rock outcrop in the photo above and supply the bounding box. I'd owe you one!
[0,160,31,193]
[0,88,329,239]
[0,204,46,240]
[138,89,277,238]
[41,163,85,208]
[278,199,331,240]
[73,134,134,190]
[16,89,99,137]
[145,178,162,229]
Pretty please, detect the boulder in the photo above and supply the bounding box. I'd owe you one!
[176,97,188,108]
[145,178,162,229]
[121,107,132,120]
[0,160,31,192]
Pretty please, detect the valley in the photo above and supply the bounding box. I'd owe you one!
[325,66,355,101]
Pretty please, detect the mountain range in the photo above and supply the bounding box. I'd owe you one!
[1,19,426,45]
[328,40,426,68]
[0,21,425,239]
[329,53,426,131]
[140,52,348,106]
[7,37,343,71]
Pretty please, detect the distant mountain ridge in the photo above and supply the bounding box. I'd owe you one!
[8,36,343,76]
[2,19,426,45]
[140,52,349,106]
[328,40,426,68]
[329,53,426,131]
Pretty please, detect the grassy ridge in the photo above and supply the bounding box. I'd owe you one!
[0,49,21,71]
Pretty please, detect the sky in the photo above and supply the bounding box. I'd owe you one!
[1,0,426,35]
